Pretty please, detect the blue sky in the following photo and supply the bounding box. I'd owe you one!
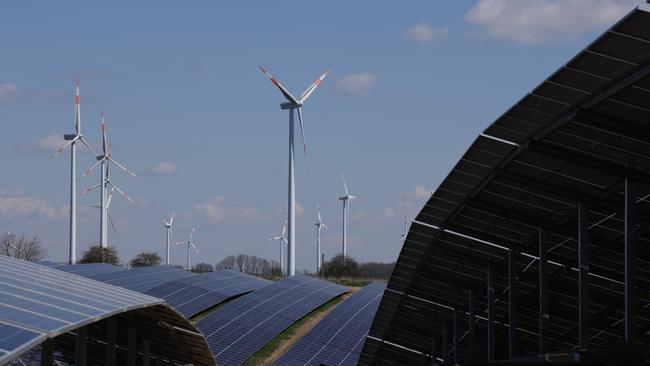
[0,0,643,270]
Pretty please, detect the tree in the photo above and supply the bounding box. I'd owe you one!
[192,262,214,273]
[322,254,360,279]
[79,245,120,265]
[129,252,161,268]
[216,255,282,278]
[0,232,46,262]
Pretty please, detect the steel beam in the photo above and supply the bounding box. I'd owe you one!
[453,309,460,362]
[442,322,449,363]
[106,319,117,366]
[469,290,476,342]
[40,338,53,366]
[128,327,136,366]
[539,229,549,354]
[143,339,151,366]
[487,267,495,362]
[75,326,87,366]
[625,178,637,343]
[509,249,517,359]
[578,202,589,351]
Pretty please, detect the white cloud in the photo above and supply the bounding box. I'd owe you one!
[0,192,59,220]
[382,185,432,221]
[382,207,396,220]
[465,0,639,44]
[187,196,270,225]
[34,134,66,153]
[0,84,18,105]
[150,161,176,175]
[333,72,377,96]
[190,195,225,224]
[406,23,449,43]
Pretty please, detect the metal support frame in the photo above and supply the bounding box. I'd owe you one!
[487,267,495,362]
[539,229,549,354]
[75,326,87,366]
[106,318,117,366]
[40,338,53,366]
[625,178,637,343]
[442,321,449,363]
[578,202,589,351]
[509,249,517,359]
[143,339,151,366]
[453,309,460,362]
[469,290,476,344]
[128,327,137,366]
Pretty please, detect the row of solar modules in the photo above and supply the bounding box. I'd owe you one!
[273,282,386,366]
[41,263,270,318]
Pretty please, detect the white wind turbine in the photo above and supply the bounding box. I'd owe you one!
[51,80,97,264]
[163,213,175,265]
[259,66,329,276]
[81,112,136,248]
[176,227,198,270]
[338,174,357,258]
[401,214,409,241]
[269,220,288,276]
[314,206,327,272]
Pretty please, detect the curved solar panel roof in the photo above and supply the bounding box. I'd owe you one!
[145,270,270,317]
[0,256,164,364]
[274,282,386,366]
[197,275,347,366]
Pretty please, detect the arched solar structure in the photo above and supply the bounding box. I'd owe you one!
[274,281,385,366]
[360,5,650,365]
[40,261,123,277]
[144,270,271,317]
[197,275,347,366]
[0,256,215,365]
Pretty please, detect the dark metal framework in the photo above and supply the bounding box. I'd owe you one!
[360,6,650,365]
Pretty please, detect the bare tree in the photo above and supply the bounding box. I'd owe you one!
[129,252,161,268]
[192,262,214,273]
[216,254,282,278]
[0,232,46,262]
[79,245,120,265]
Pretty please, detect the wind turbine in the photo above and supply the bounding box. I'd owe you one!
[51,81,97,264]
[314,206,327,272]
[401,214,409,241]
[81,112,136,247]
[259,66,329,276]
[175,227,198,270]
[164,213,175,265]
[338,174,357,258]
[269,220,288,275]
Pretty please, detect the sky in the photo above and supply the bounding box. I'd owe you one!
[0,0,645,270]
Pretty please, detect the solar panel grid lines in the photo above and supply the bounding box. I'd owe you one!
[89,265,197,292]
[197,275,347,366]
[0,322,45,360]
[273,282,386,366]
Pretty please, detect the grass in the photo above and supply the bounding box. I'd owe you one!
[241,293,349,366]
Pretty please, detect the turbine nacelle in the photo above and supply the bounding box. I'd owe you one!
[280,102,302,110]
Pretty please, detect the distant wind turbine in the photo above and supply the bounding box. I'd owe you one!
[401,214,408,241]
[314,206,327,272]
[176,227,198,270]
[50,80,97,264]
[259,66,329,276]
[164,213,175,265]
[81,112,136,248]
[269,220,288,276]
[338,174,357,258]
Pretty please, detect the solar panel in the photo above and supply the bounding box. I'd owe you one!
[0,256,163,364]
[197,275,347,366]
[273,282,386,366]
[41,262,122,277]
[85,265,196,292]
[144,270,270,317]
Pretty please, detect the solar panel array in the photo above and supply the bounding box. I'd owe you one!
[144,270,270,317]
[274,282,386,366]
[41,262,123,277]
[197,275,347,366]
[75,265,196,292]
[0,256,162,364]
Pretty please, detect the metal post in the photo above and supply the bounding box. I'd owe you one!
[316,224,321,272]
[143,339,151,366]
[342,199,347,258]
[186,243,190,270]
[165,227,170,265]
[469,290,476,343]
[75,326,87,366]
[578,202,589,351]
[539,229,549,354]
[128,327,136,366]
[41,338,53,366]
[442,322,449,363]
[508,249,517,359]
[321,253,325,277]
[100,160,107,247]
[69,140,76,264]
[106,319,117,366]
[287,108,296,276]
[625,178,637,343]
[453,309,460,362]
[487,267,495,362]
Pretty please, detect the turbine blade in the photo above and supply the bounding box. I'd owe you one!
[80,159,103,179]
[342,174,349,196]
[81,182,102,195]
[299,69,330,103]
[49,137,78,159]
[109,182,134,203]
[297,107,308,160]
[189,227,196,241]
[78,137,98,156]
[106,187,114,208]
[100,112,107,155]
[75,79,81,134]
[258,66,299,104]
[107,208,117,233]
[108,158,137,178]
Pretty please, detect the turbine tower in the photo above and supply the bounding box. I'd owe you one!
[269,220,288,275]
[164,213,175,265]
[259,66,329,276]
[175,227,198,270]
[338,174,357,258]
[51,80,96,264]
[81,112,136,247]
[314,206,327,272]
